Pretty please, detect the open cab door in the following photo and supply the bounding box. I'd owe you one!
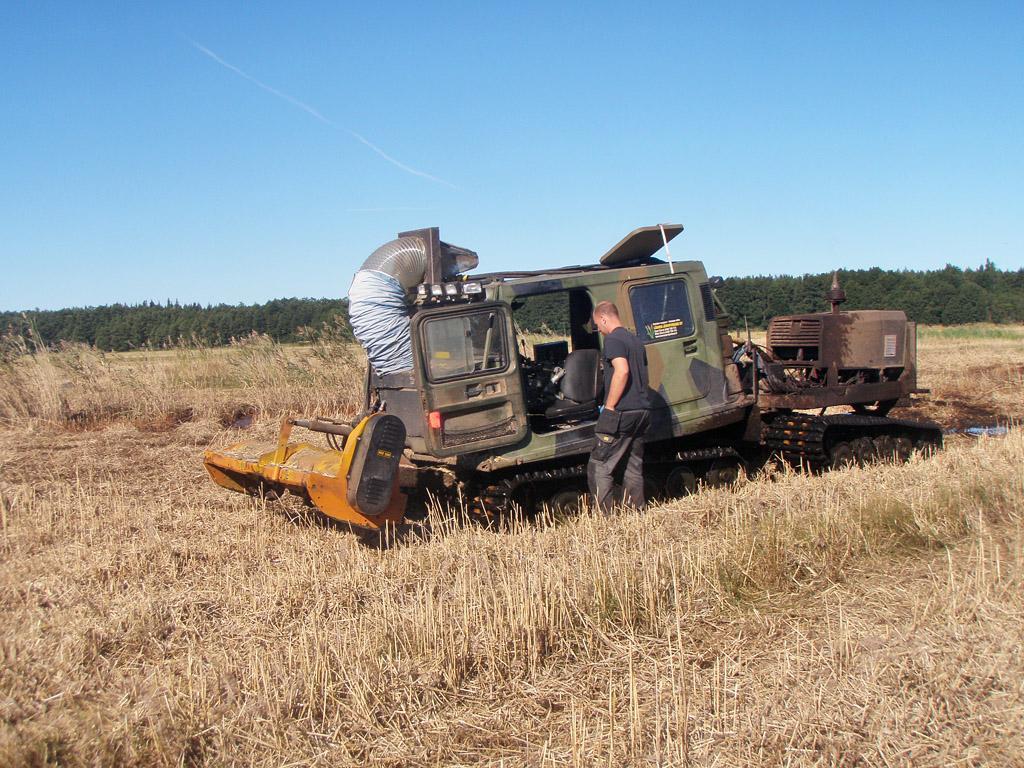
[412,302,529,458]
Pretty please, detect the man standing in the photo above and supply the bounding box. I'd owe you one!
[587,301,651,513]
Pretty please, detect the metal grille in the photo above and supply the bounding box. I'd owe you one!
[699,283,716,322]
[883,334,897,358]
[768,318,823,347]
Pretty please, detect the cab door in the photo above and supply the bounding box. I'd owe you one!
[624,276,714,407]
[411,302,529,458]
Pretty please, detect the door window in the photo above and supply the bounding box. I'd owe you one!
[630,280,694,343]
[422,310,508,381]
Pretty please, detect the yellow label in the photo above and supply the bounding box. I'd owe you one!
[433,351,451,359]
[376,449,392,459]
[647,318,684,339]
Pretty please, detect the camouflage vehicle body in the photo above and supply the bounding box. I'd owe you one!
[386,259,752,472]
[204,225,942,530]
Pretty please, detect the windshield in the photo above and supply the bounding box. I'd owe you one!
[423,310,508,380]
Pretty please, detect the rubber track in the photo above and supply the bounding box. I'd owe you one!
[763,412,943,467]
[674,446,741,462]
[480,462,588,516]
[479,414,943,513]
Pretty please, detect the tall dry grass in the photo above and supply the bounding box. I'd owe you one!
[2,323,1021,433]
[0,325,1022,765]
[911,330,1024,428]
[0,326,365,429]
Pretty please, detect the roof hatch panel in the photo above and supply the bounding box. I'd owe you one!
[599,224,684,267]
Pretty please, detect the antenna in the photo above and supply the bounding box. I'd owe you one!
[744,316,759,404]
[659,223,675,274]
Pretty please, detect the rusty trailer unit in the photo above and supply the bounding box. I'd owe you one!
[759,310,923,415]
[757,274,925,416]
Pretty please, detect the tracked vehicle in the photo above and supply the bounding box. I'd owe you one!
[204,225,942,530]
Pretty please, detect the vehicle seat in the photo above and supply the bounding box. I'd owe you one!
[544,349,600,422]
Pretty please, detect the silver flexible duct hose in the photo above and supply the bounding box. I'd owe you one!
[360,236,428,289]
[348,233,479,376]
[348,236,428,376]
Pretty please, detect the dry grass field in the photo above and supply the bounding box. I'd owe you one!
[1,326,1023,766]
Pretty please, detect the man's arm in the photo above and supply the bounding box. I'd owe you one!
[604,357,630,411]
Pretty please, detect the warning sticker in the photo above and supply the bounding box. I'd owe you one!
[645,318,684,340]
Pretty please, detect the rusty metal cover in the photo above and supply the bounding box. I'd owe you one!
[768,310,909,368]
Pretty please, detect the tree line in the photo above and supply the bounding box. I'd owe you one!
[508,261,1024,333]
[717,261,1024,327]
[0,298,351,352]
[2,262,1022,351]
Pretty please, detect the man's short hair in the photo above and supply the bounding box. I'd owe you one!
[593,301,619,319]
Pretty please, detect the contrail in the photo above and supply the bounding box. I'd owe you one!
[189,40,456,188]
[190,41,332,124]
[347,206,438,212]
[345,129,455,187]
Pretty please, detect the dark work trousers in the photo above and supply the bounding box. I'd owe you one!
[587,409,651,513]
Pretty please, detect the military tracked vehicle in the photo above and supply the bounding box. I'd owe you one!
[204,225,942,530]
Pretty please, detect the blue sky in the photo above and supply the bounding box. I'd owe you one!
[2,2,1021,311]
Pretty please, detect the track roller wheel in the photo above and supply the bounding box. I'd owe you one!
[705,458,741,488]
[873,435,897,462]
[850,437,876,465]
[894,437,913,463]
[547,489,587,516]
[827,441,856,469]
[665,465,698,498]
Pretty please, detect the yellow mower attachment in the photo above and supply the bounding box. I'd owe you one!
[204,413,407,530]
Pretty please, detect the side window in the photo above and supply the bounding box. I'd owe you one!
[511,292,570,339]
[422,310,508,381]
[629,280,694,343]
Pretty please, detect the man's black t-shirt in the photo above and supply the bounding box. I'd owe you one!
[602,327,651,411]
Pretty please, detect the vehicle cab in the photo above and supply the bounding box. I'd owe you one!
[375,225,750,470]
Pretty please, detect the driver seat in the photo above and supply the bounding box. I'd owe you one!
[544,349,600,422]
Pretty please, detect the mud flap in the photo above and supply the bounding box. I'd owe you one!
[346,414,406,516]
